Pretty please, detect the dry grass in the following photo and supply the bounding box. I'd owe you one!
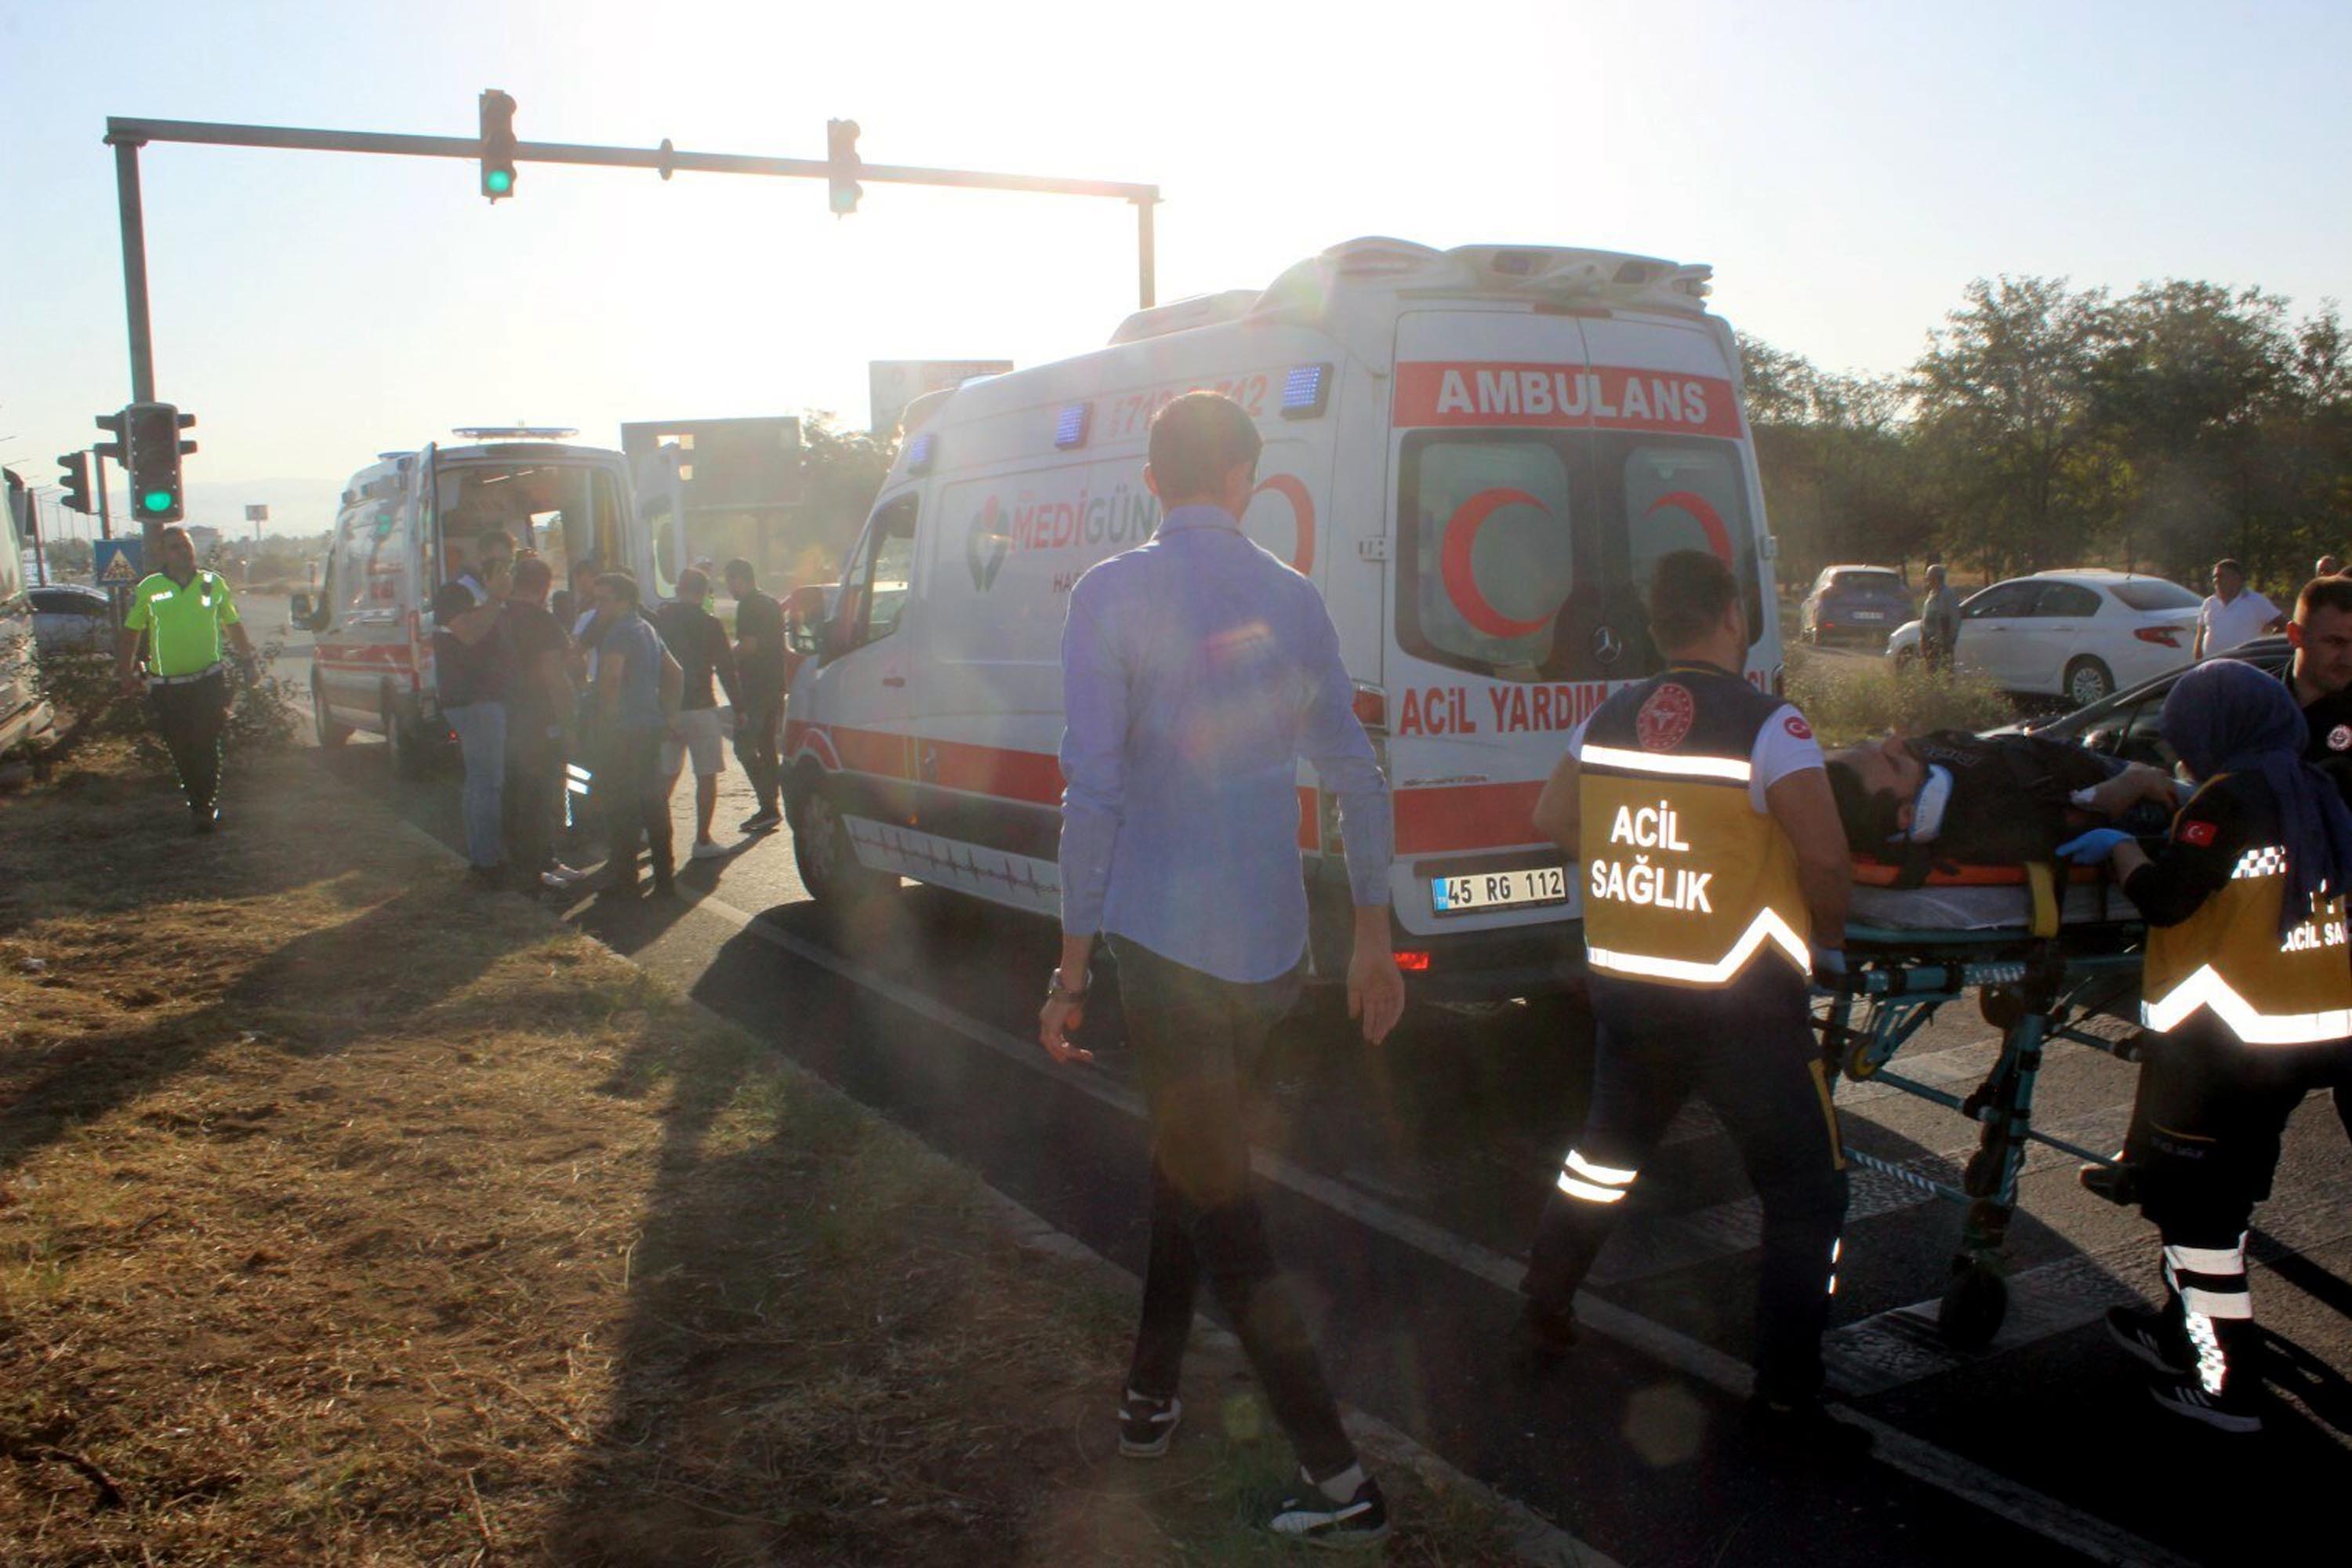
[1783,648,2017,750]
[0,748,1526,1564]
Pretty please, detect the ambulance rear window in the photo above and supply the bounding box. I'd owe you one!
[1615,437,1765,655]
[1397,434,1581,677]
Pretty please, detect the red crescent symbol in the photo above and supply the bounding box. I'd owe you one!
[1250,474,1316,575]
[1646,491,1733,563]
[1442,488,1555,639]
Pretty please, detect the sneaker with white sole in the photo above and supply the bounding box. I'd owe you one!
[1116,1390,1181,1458]
[2149,1371,2263,1433]
[2106,1303,2190,1377]
[540,862,593,890]
[1268,1471,1388,1550]
[740,809,783,833]
[689,840,729,861]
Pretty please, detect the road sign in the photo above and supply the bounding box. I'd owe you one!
[95,538,143,586]
[244,504,269,523]
[869,360,1013,436]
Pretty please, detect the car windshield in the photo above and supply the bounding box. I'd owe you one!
[2109,579,2201,612]
[1831,571,1904,595]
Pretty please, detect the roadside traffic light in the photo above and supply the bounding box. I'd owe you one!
[93,408,127,466]
[125,402,197,524]
[480,89,518,201]
[826,118,862,216]
[57,451,93,514]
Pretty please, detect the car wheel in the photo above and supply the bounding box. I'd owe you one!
[1893,645,1919,673]
[314,681,351,746]
[2063,657,2114,707]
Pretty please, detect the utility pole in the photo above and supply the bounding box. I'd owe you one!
[95,451,113,541]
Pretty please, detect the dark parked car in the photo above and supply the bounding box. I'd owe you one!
[31,584,113,656]
[2008,635,2291,768]
[1799,564,1913,647]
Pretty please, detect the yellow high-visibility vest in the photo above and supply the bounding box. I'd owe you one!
[2143,821,2352,1046]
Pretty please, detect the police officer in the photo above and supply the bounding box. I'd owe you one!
[2059,659,2352,1432]
[114,525,259,833]
[1518,550,1858,1450]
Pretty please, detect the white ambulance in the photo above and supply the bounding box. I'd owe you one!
[782,238,1784,999]
[301,430,685,775]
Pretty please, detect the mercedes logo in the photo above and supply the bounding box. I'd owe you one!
[1592,625,1624,665]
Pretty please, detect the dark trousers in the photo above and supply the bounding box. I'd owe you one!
[2133,1025,2349,1254]
[149,670,230,815]
[1112,936,1356,1479]
[505,723,564,874]
[734,691,784,813]
[1523,970,1849,1405]
[596,723,673,873]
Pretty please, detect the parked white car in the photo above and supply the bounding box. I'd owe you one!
[30,585,113,655]
[1886,569,2201,705]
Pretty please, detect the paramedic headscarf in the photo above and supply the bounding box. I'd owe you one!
[2160,658,2352,938]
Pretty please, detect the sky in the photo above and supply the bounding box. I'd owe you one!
[5,0,2349,539]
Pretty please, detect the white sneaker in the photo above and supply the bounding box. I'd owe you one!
[690,840,729,861]
[540,863,592,888]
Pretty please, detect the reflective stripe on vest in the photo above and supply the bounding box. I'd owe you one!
[1578,670,1811,989]
[2141,837,2352,1046]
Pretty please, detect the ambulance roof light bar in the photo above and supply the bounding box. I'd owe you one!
[452,425,579,440]
[1279,363,1332,419]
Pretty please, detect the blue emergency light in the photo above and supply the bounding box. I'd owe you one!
[906,430,938,472]
[1054,403,1092,449]
[1279,363,1333,419]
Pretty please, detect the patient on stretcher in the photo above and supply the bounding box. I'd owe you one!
[1826,730,2180,880]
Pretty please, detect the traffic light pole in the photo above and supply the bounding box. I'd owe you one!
[94,449,113,542]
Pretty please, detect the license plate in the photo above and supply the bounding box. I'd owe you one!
[1853,611,1885,621]
[1431,866,1569,915]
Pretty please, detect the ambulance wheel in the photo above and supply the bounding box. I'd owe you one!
[795,782,887,908]
[1937,1265,2008,1350]
[2063,657,2114,707]
[383,696,433,782]
[313,681,350,747]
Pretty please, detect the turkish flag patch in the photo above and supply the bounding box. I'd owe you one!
[1784,713,1813,741]
[2180,818,2219,847]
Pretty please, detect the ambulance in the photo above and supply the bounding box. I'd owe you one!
[300,429,685,775]
[782,238,1784,999]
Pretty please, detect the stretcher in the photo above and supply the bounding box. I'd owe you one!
[1816,859,2146,1348]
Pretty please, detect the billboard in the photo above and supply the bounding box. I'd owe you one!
[869,360,1014,437]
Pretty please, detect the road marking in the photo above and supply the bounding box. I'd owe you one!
[692,892,2197,1568]
[1826,1160,2352,1398]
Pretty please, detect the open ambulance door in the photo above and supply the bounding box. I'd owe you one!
[632,442,690,604]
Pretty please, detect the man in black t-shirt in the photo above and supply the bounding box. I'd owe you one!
[653,568,742,858]
[503,555,584,888]
[726,558,788,833]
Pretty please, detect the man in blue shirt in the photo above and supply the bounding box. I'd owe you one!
[585,571,675,897]
[1040,391,1403,1549]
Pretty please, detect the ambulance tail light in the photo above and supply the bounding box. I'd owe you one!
[1393,949,1432,972]
[1351,684,1387,733]
[2135,626,2183,648]
[1280,362,1333,419]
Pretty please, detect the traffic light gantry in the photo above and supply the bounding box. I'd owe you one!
[480,89,518,201]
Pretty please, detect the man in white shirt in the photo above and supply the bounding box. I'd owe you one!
[2194,557,2285,658]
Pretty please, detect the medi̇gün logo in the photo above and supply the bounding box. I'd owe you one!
[966,496,1011,592]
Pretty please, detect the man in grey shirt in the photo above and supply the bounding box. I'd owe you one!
[1921,564,1962,670]
[586,571,675,897]
[1040,391,1403,1548]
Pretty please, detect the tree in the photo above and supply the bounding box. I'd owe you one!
[1738,333,1936,584]
[1911,276,2116,577]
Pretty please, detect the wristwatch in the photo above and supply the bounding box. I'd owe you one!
[1047,967,1090,1004]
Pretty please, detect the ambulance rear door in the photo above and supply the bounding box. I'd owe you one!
[1382,310,1613,942]
[632,443,690,604]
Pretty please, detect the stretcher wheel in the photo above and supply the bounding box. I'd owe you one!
[1937,1266,2009,1350]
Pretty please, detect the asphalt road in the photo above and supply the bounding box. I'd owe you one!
[257,616,2351,1567]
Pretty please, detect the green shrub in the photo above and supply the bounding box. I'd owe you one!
[1784,648,2015,749]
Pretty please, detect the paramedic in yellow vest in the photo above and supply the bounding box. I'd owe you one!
[2056,659,2352,1433]
[1517,550,1859,1451]
[114,525,260,833]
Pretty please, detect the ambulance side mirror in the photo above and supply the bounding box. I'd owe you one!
[785,585,829,659]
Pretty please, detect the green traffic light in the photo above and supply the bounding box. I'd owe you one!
[141,489,173,514]
[487,169,514,194]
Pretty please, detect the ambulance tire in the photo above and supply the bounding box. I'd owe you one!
[383,695,434,782]
[1936,1264,2008,1350]
[313,680,350,746]
[793,777,890,909]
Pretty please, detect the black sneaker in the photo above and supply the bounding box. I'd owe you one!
[1116,1389,1181,1459]
[740,809,783,833]
[2149,1371,2263,1433]
[1512,1298,1580,1366]
[1268,1471,1388,1551]
[1740,1396,1875,1465]
[2079,1159,2140,1207]
[2105,1304,2190,1376]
